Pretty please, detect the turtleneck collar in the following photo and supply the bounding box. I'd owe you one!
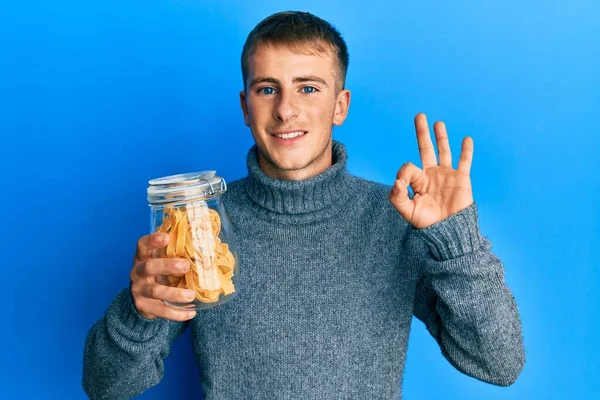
[243,140,358,224]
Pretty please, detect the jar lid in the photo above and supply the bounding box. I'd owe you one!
[147,171,227,205]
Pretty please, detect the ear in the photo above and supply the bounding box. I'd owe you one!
[239,90,250,127]
[333,89,351,126]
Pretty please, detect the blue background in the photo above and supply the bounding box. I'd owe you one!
[1,0,598,399]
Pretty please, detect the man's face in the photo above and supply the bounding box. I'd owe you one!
[240,43,350,181]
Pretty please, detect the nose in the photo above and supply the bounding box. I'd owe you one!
[273,90,299,122]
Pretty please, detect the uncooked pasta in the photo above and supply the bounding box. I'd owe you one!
[154,203,235,303]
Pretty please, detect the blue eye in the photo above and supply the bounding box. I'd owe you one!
[259,87,276,95]
[302,86,317,94]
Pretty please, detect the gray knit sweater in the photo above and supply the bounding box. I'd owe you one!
[83,141,525,399]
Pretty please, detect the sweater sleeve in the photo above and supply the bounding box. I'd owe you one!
[83,288,189,399]
[410,202,525,386]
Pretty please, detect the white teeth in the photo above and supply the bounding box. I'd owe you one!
[275,131,305,139]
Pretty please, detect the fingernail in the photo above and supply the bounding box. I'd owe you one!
[178,260,189,271]
[400,179,406,186]
[392,187,399,194]
[185,290,195,300]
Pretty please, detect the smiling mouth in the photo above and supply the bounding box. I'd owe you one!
[271,131,307,139]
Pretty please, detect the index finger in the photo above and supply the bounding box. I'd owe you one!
[134,232,169,263]
[414,113,438,169]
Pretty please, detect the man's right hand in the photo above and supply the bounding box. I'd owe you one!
[130,232,197,321]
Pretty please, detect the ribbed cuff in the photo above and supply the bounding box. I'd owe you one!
[413,202,485,261]
[107,288,166,341]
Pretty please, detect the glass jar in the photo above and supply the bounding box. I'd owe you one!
[147,171,238,311]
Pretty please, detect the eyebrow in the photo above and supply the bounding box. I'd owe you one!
[249,75,329,88]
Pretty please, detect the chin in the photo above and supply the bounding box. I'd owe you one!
[271,157,312,172]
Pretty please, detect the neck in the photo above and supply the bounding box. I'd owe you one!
[255,137,333,181]
[242,140,357,224]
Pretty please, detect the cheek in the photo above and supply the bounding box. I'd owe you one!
[248,100,271,124]
[247,101,256,118]
[309,101,336,125]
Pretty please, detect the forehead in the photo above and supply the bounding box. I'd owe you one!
[247,43,337,82]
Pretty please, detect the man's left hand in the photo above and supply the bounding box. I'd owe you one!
[389,113,474,229]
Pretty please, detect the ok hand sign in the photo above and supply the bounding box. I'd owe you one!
[389,113,474,229]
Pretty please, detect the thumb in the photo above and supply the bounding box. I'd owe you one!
[389,178,415,220]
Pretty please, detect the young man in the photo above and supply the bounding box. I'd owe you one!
[84,11,525,399]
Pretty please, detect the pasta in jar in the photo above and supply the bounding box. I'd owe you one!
[147,171,239,310]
